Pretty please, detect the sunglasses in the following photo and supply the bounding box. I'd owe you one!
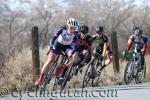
[68,26,75,30]
[80,31,87,35]
[135,33,141,36]
[97,32,103,34]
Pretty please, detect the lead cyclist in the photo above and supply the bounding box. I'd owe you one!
[35,18,78,87]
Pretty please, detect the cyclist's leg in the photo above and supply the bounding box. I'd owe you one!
[35,42,61,86]
[57,45,77,79]
[95,45,103,63]
[140,55,145,70]
[103,47,113,66]
[79,51,91,68]
[66,51,78,67]
[72,52,82,66]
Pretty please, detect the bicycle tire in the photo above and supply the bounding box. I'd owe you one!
[60,65,74,91]
[124,60,133,84]
[135,62,146,84]
[82,62,94,88]
[91,61,103,87]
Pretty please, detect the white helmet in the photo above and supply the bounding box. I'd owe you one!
[67,18,78,29]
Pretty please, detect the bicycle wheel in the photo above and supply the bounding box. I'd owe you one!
[39,55,61,95]
[91,61,103,87]
[82,62,95,88]
[52,55,67,91]
[124,60,134,84]
[135,62,146,84]
[60,65,74,91]
[39,64,56,95]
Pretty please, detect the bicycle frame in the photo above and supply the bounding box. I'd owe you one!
[128,51,142,75]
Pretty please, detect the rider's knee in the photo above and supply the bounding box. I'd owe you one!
[48,53,56,61]
[73,52,78,59]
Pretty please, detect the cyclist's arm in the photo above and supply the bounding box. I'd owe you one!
[141,43,148,56]
[49,28,63,46]
[102,35,109,58]
[126,35,134,51]
[71,33,78,54]
[86,36,93,51]
[102,42,108,58]
[92,34,98,40]
[126,39,133,51]
[141,37,148,56]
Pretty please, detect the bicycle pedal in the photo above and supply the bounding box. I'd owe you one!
[58,78,64,85]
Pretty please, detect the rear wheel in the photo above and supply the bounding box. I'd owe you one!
[135,62,146,84]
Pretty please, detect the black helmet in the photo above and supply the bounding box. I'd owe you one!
[79,25,89,34]
[134,28,143,36]
[132,26,140,32]
[96,26,104,33]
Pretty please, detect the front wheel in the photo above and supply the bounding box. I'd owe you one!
[82,61,96,88]
[135,62,146,84]
[39,67,55,95]
[124,61,133,84]
[82,62,96,88]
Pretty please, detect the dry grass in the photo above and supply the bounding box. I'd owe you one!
[145,55,150,81]
[1,47,150,91]
[1,48,33,91]
[65,54,150,88]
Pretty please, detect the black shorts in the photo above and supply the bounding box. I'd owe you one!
[51,41,73,55]
[93,45,112,57]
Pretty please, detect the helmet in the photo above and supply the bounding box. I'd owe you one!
[79,25,89,34]
[67,18,78,29]
[96,26,104,33]
[134,28,143,36]
[132,26,140,32]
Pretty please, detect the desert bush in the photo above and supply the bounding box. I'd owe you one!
[2,48,33,91]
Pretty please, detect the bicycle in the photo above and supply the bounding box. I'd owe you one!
[53,51,91,91]
[52,55,72,91]
[82,53,105,88]
[38,50,69,94]
[122,50,146,84]
[53,55,83,91]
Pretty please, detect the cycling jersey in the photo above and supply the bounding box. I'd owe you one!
[92,34,108,48]
[75,33,93,52]
[50,26,78,55]
[127,34,148,56]
[50,26,77,46]
[72,33,93,67]
[129,34,148,49]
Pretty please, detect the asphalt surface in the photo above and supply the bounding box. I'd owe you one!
[1,83,150,100]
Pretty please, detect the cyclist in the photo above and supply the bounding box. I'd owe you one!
[35,18,78,87]
[72,24,93,74]
[123,27,148,69]
[92,26,112,69]
[58,24,93,77]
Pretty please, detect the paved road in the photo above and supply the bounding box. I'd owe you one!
[1,83,150,100]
